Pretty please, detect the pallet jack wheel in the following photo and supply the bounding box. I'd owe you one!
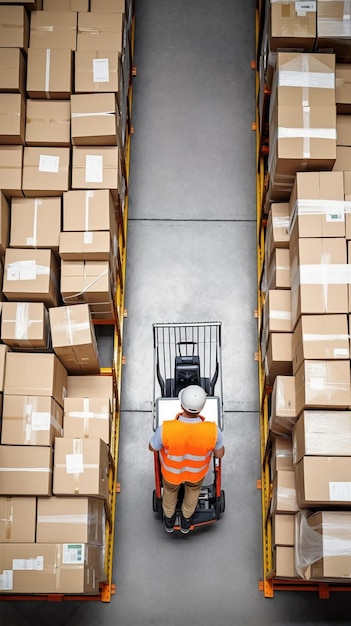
[152,490,162,518]
[220,490,225,513]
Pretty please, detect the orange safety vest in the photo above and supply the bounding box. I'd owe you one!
[159,414,217,485]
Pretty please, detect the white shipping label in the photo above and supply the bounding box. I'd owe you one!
[84,231,93,244]
[39,155,60,173]
[295,1,316,12]
[0,571,13,591]
[31,412,51,432]
[63,544,85,564]
[66,453,84,474]
[13,557,44,571]
[329,482,351,501]
[85,155,103,184]
[93,58,109,83]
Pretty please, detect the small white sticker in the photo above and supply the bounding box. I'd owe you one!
[39,155,60,173]
[12,557,44,571]
[326,209,345,223]
[63,544,85,564]
[85,155,103,183]
[84,231,93,244]
[0,571,13,591]
[93,58,109,83]
[329,482,351,501]
[31,412,51,432]
[334,348,349,358]
[66,453,84,474]
[295,1,316,12]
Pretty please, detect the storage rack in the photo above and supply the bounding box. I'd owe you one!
[255,0,351,599]
[0,9,136,605]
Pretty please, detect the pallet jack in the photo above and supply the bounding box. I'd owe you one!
[152,322,225,532]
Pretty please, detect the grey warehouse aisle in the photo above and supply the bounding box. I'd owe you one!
[1,2,351,625]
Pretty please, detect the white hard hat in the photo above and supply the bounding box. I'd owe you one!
[179,385,207,414]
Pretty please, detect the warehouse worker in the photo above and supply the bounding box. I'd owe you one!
[149,384,225,534]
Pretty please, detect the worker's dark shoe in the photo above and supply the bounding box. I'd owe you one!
[163,513,176,533]
[180,513,192,534]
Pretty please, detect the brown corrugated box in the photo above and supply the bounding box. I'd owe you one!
[0,48,26,95]
[290,234,348,329]
[0,445,53,495]
[269,2,316,52]
[274,546,298,578]
[347,241,351,308]
[317,2,351,63]
[29,11,77,50]
[306,511,351,580]
[60,259,115,316]
[1,301,50,349]
[270,469,298,514]
[0,0,42,7]
[292,410,351,465]
[289,171,345,239]
[63,396,111,445]
[71,92,119,146]
[270,375,297,435]
[10,196,61,251]
[336,64,351,114]
[53,437,110,500]
[22,147,70,196]
[333,145,351,171]
[272,513,295,547]
[37,496,104,544]
[264,248,290,291]
[49,303,100,375]
[263,289,292,335]
[0,94,25,145]
[265,332,293,385]
[270,435,293,476]
[0,145,23,198]
[0,192,9,255]
[77,12,124,52]
[0,6,29,51]
[90,0,126,11]
[0,543,102,594]
[27,48,73,99]
[43,0,88,9]
[4,352,67,408]
[63,189,117,235]
[295,359,351,416]
[67,374,114,403]
[3,248,60,307]
[0,345,9,393]
[71,146,120,191]
[336,115,351,146]
[26,100,71,147]
[0,497,36,542]
[74,50,123,101]
[1,394,63,446]
[292,314,349,375]
[265,202,289,268]
[295,456,351,507]
[59,231,115,266]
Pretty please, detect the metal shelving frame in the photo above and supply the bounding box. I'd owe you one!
[254,0,351,599]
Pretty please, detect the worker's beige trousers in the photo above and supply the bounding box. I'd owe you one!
[162,478,203,519]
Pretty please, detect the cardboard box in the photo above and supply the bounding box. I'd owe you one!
[37,496,104,544]
[265,202,289,267]
[0,0,42,7]
[272,513,295,547]
[0,445,53,495]
[336,64,351,114]
[0,497,36,542]
[0,6,29,51]
[60,260,115,313]
[295,455,351,507]
[292,314,349,375]
[63,396,111,444]
[265,332,293,385]
[26,100,71,147]
[265,248,290,291]
[271,469,298,514]
[274,546,297,578]
[77,12,124,52]
[71,92,118,146]
[333,145,351,172]
[4,352,67,407]
[292,410,351,464]
[74,50,123,100]
[0,94,25,145]
[43,0,88,9]
[1,394,63,446]
[290,235,348,328]
[269,2,316,51]
[10,196,61,251]
[53,437,110,500]
[0,345,8,393]
[263,289,292,335]
[63,189,117,235]
[29,11,77,50]
[289,171,345,239]
[27,48,73,99]
[59,231,114,263]
[67,374,114,403]
[0,146,23,198]
[3,248,60,308]
[270,375,297,435]
[0,48,26,95]
[49,303,100,375]
[0,543,101,594]
[1,301,50,349]
[71,146,120,191]
[271,435,293,476]
[295,359,351,416]
[336,115,351,147]
[90,0,126,11]
[307,511,351,580]
[346,241,351,309]
[22,147,70,197]
[317,1,351,63]
[0,192,9,255]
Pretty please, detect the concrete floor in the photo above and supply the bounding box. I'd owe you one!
[1,1,351,624]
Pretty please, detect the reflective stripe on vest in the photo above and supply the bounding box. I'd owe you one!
[160,418,217,485]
